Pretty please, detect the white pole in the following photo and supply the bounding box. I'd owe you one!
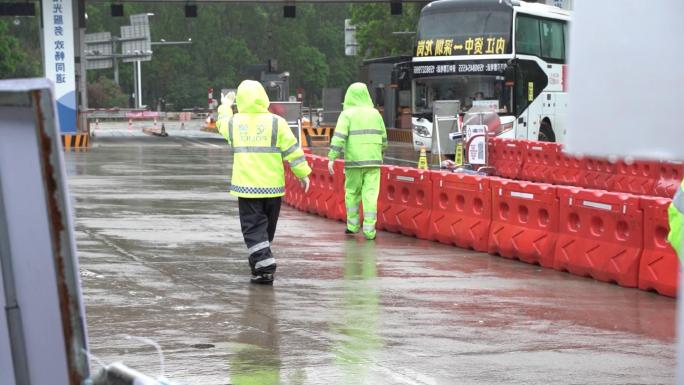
[136,60,142,109]
[132,62,138,109]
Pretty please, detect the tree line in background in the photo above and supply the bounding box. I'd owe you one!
[0,2,423,109]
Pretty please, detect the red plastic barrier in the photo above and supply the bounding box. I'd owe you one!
[578,157,616,191]
[520,141,560,183]
[612,160,659,196]
[328,159,346,222]
[283,161,306,210]
[639,197,678,297]
[551,149,582,186]
[655,161,684,198]
[303,155,338,218]
[488,180,559,267]
[377,166,432,239]
[554,187,643,287]
[488,138,525,179]
[427,172,492,252]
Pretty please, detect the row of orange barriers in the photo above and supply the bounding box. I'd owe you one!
[488,138,683,198]
[284,153,678,297]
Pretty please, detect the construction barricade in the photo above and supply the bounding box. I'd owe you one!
[327,159,347,222]
[303,155,338,218]
[488,179,559,267]
[578,157,616,191]
[639,197,678,297]
[377,166,432,239]
[613,160,659,196]
[488,138,525,180]
[283,161,306,211]
[654,161,684,198]
[551,148,582,186]
[520,141,559,183]
[427,172,491,252]
[554,187,643,287]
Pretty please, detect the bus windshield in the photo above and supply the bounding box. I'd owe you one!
[417,9,512,50]
[413,75,511,116]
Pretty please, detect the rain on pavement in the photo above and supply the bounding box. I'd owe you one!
[66,135,676,385]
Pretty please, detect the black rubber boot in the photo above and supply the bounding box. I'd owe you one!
[250,273,274,285]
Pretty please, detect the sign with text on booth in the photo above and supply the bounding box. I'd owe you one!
[466,125,487,165]
[42,0,77,133]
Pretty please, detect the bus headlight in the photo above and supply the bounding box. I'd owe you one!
[413,125,430,137]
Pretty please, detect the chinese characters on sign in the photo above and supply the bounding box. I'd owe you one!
[53,0,66,83]
[43,0,76,133]
[415,37,508,57]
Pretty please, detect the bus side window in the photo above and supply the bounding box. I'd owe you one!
[540,19,566,62]
[515,15,541,56]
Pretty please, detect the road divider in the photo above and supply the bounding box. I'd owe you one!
[428,171,491,252]
[489,179,559,267]
[283,154,678,297]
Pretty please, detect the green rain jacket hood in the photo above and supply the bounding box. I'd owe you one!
[328,83,387,167]
[343,82,374,110]
[236,80,270,114]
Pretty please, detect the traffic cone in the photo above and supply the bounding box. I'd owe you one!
[418,146,428,170]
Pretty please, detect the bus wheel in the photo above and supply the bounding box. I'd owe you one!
[538,121,555,142]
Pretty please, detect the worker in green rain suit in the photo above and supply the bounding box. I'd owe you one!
[229,285,281,385]
[216,90,235,136]
[333,239,381,384]
[668,179,684,260]
[327,83,388,240]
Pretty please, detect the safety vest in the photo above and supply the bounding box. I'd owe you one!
[668,179,684,260]
[227,113,310,198]
[328,83,388,168]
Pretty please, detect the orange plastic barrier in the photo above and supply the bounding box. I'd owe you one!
[283,161,306,211]
[488,138,525,179]
[554,187,643,287]
[489,179,559,267]
[427,172,491,252]
[328,159,347,222]
[639,197,678,297]
[377,166,432,239]
[551,149,582,186]
[303,155,338,218]
[578,157,616,191]
[613,160,659,196]
[655,161,684,198]
[520,141,560,183]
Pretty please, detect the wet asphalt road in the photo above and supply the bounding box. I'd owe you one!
[66,136,676,385]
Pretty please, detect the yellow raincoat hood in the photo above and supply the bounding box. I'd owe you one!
[343,82,374,110]
[236,80,270,113]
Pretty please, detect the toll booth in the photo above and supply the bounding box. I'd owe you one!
[360,55,412,129]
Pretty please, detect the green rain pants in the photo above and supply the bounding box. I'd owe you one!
[344,167,381,239]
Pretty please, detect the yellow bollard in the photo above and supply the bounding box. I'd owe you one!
[417,146,428,170]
